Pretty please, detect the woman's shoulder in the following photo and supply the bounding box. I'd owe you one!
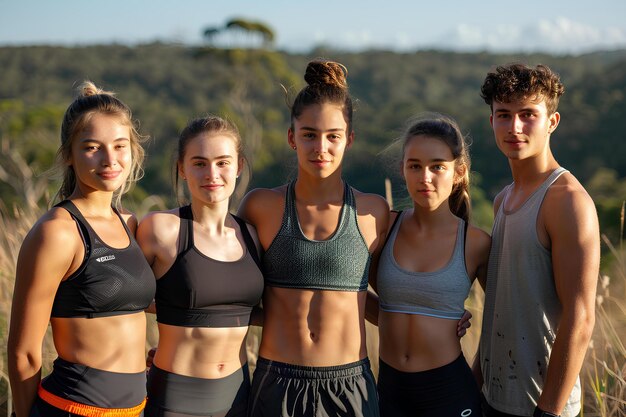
[352,188,389,212]
[116,207,140,234]
[136,208,182,246]
[237,185,288,219]
[465,222,491,260]
[244,185,288,202]
[21,206,82,257]
[351,188,390,217]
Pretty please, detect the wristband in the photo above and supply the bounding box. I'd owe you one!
[533,406,560,417]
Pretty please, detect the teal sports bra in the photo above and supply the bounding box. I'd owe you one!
[262,180,371,291]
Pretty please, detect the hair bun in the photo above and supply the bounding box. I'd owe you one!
[304,60,348,90]
[77,81,115,98]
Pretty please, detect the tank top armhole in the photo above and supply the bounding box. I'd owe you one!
[111,206,134,240]
[383,210,403,248]
[285,180,297,231]
[461,219,470,282]
[54,200,91,281]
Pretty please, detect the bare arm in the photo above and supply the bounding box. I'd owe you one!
[358,193,389,325]
[135,213,160,268]
[365,290,380,326]
[136,213,161,315]
[8,212,79,417]
[537,185,599,415]
[136,210,180,280]
[467,225,491,387]
[249,305,264,327]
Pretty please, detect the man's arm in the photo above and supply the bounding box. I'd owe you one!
[537,182,599,415]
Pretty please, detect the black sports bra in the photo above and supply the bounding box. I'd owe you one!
[50,200,156,318]
[155,206,264,328]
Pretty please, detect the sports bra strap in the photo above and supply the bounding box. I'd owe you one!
[232,214,261,269]
[56,200,92,257]
[463,218,469,257]
[383,210,403,248]
[177,205,193,253]
[178,205,260,268]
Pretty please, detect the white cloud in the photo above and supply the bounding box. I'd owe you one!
[431,17,626,53]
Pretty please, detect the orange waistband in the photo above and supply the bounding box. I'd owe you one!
[38,384,146,417]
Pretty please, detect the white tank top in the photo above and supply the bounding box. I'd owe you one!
[480,167,581,417]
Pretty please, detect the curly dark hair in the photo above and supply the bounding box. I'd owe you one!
[480,63,565,114]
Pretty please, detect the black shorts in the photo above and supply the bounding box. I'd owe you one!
[30,356,146,416]
[378,354,481,417]
[248,356,379,417]
[145,363,250,417]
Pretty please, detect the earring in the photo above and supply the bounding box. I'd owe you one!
[292,146,297,150]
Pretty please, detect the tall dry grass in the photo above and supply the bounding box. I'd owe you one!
[581,204,626,416]
[0,145,56,416]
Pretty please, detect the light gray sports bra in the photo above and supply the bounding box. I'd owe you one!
[376,211,471,319]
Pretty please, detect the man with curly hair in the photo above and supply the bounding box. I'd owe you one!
[475,63,599,417]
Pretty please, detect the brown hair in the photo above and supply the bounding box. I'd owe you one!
[55,81,146,207]
[480,63,565,114]
[402,113,472,222]
[174,116,249,206]
[290,59,353,134]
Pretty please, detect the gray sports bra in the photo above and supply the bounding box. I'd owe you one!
[377,211,471,319]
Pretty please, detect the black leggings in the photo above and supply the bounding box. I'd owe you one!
[378,354,481,417]
[30,357,146,416]
[145,363,250,417]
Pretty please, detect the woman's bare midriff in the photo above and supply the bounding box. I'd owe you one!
[378,311,462,372]
[153,323,248,378]
[259,286,367,366]
[51,311,148,373]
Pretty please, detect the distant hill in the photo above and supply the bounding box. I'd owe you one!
[1,44,625,204]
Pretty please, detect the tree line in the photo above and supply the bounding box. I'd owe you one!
[0,44,624,241]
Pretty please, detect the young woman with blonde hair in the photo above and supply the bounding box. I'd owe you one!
[8,82,154,417]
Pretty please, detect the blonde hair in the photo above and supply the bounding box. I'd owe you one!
[54,81,146,207]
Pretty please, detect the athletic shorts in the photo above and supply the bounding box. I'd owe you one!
[247,356,379,417]
[30,356,146,417]
[145,363,250,417]
[378,354,481,417]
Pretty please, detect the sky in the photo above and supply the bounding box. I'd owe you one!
[1,0,626,55]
